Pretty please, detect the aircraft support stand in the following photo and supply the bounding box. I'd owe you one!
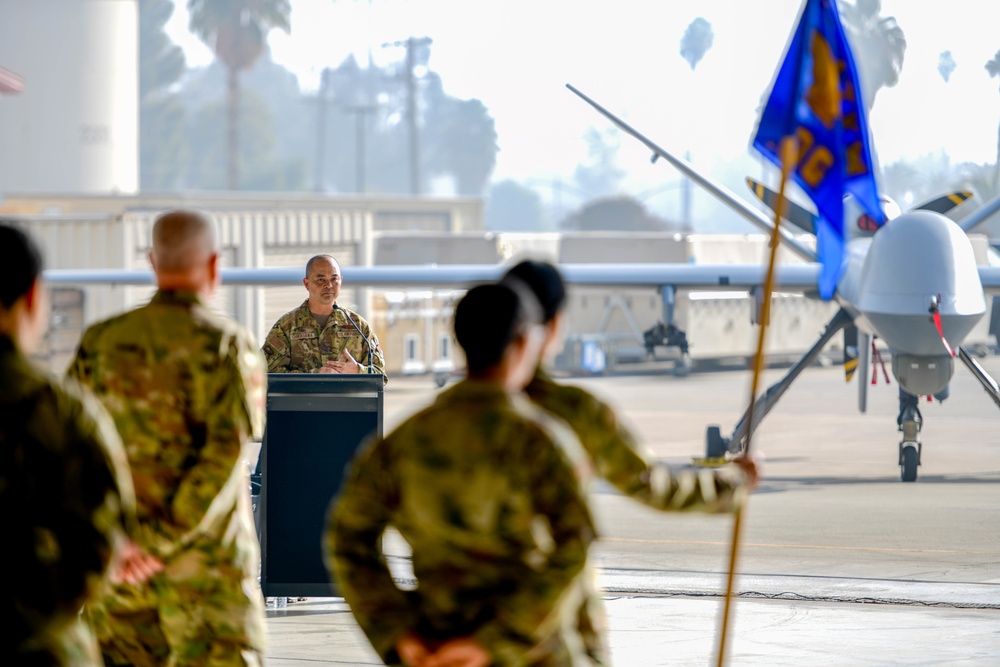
[657,284,692,377]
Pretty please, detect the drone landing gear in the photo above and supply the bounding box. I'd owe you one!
[700,308,854,464]
[897,391,922,482]
[899,442,921,483]
[705,425,727,458]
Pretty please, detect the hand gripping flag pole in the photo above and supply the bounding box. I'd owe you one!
[716,1,884,664]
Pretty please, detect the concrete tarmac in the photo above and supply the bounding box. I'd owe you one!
[264,357,1000,665]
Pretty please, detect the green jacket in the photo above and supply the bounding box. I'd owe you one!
[67,290,265,561]
[327,379,597,666]
[262,299,386,382]
[1,335,132,666]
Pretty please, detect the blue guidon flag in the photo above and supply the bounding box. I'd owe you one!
[752,0,884,300]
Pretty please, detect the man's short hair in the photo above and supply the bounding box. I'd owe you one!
[151,210,219,273]
[305,254,338,279]
[0,222,43,309]
[502,260,566,324]
[454,281,542,374]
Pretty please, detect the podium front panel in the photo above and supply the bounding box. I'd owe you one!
[260,374,384,597]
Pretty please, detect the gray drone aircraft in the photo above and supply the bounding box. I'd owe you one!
[565,85,1000,482]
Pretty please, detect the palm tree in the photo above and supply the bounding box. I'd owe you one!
[839,0,906,109]
[187,0,291,190]
[985,50,1000,190]
[680,18,714,71]
[938,50,956,83]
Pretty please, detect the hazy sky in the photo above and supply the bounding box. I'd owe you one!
[166,0,1000,229]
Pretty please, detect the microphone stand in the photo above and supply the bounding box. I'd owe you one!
[335,304,377,376]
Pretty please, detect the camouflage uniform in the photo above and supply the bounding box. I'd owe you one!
[525,367,750,664]
[262,300,386,381]
[67,290,267,667]
[1,334,133,666]
[326,380,598,667]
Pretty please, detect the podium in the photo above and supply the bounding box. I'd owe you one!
[259,374,384,597]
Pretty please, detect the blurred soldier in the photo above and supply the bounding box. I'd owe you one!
[67,210,268,667]
[503,259,759,662]
[327,282,597,667]
[262,254,386,381]
[0,224,144,665]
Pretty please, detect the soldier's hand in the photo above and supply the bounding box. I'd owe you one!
[731,454,760,489]
[396,632,432,666]
[424,637,491,667]
[323,349,362,374]
[110,539,164,585]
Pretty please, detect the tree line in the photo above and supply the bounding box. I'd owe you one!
[139,1,1000,235]
[140,0,498,198]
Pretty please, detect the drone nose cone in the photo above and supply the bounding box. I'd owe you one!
[856,210,985,355]
[860,211,983,314]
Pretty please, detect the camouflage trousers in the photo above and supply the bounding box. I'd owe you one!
[485,570,610,667]
[87,542,266,667]
[530,572,610,667]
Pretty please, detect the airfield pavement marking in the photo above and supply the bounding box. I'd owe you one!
[598,536,1000,556]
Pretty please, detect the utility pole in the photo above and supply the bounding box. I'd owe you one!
[384,36,432,196]
[344,103,376,193]
[404,37,421,196]
[312,68,377,194]
[314,68,331,193]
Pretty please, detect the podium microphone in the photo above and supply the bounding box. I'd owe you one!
[334,304,377,376]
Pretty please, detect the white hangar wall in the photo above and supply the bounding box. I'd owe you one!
[0,0,138,194]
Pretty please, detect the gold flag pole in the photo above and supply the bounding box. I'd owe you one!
[715,135,798,667]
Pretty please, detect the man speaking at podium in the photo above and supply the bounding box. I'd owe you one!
[262,254,386,383]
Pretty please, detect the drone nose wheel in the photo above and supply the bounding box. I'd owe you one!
[899,442,920,482]
[897,396,922,482]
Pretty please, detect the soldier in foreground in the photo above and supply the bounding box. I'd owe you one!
[327,282,597,667]
[503,259,758,661]
[262,254,386,380]
[0,224,149,665]
[68,210,268,667]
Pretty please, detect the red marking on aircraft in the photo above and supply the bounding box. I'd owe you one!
[857,214,879,231]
